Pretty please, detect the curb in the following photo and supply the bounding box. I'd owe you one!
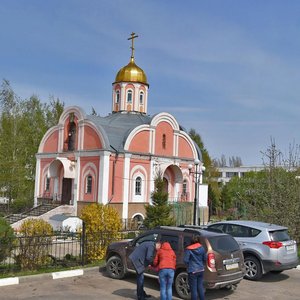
[0,266,102,287]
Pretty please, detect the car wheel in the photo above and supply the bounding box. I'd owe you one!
[174,271,190,300]
[106,255,125,279]
[244,256,262,281]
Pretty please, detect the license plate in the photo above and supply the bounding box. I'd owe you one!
[225,263,239,270]
[286,245,295,252]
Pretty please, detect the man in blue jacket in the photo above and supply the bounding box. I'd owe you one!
[184,235,207,300]
[129,240,156,299]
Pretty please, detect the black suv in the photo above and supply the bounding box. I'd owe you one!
[106,226,245,299]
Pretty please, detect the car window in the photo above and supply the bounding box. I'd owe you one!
[135,233,158,246]
[208,236,240,253]
[224,224,249,237]
[224,224,261,238]
[247,227,261,237]
[160,234,179,251]
[270,230,290,241]
[209,224,225,232]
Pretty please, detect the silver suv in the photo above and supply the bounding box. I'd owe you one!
[207,220,299,280]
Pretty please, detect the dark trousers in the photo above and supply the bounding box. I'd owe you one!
[188,271,205,300]
[136,272,145,300]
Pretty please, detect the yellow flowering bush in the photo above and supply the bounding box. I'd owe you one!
[16,218,53,270]
[80,204,122,262]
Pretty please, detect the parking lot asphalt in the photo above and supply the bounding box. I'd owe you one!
[0,265,300,299]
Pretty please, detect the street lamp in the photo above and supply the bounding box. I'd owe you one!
[188,159,205,226]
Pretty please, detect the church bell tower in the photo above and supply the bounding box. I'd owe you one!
[112,33,149,114]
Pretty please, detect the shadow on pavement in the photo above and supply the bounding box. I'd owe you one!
[112,288,136,299]
[259,272,289,283]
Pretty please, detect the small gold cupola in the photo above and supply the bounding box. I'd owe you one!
[115,57,148,85]
[112,33,149,115]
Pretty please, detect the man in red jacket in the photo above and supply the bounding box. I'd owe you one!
[153,241,176,300]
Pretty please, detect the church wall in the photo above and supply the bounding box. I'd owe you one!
[164,167,176,199]
[107,203,146,221]
[83,125,102,150]
[79,156,100,202]
[108,156,124,202]
[39,158,55,197]
[128,131,150,153]
[178,136,194,158]
[43,131,59,152]
[129,158,150,203]
[155,121,174,156]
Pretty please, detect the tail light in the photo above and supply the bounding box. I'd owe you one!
[263,241,283,249]
[207,253,216,271]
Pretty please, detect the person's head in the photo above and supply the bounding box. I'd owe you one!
[155,241,162,250]
[192,235,201,244]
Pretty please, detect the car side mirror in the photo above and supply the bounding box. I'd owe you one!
[128,240,135,247]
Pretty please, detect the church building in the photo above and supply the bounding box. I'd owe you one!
[34,33,207,225]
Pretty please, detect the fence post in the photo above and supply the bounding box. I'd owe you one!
[81,221,86,266]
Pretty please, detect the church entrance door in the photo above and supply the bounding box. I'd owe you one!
[62,178,72,205]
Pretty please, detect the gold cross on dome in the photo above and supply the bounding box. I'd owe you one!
[128,32,138,59]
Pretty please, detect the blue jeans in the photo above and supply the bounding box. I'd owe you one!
[188,271,205,300]
[159,268,175,300]
[136,272,145,300]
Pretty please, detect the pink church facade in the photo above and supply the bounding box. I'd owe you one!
[34,35,206,224]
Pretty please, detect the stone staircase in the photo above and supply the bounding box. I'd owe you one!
[5,203,60,225]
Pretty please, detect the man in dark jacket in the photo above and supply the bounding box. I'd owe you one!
[184,235,207,300]
[129,241,155,299]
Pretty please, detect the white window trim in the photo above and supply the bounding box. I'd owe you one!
[127,89,133,103]
[139,91,144,105]
[115,90,120,103]
[132,172,145,202]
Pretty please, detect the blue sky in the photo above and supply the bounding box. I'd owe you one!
[1,0,300,166]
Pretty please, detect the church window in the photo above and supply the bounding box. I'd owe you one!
[162,134,166,149]
[86,175,92,194]
[127,90,133,103]
[139,91,144,104]
[135,176,142,195]
[45,177,50,192]
[183,179,187,195]
[116,90,120,103]
[68,121,76,151]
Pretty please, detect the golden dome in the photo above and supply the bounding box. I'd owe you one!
[115,57,148,85]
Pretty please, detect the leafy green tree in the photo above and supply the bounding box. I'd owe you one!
[221,141,300,242]
[189,128,221,214]
[0,80,64,213]
[0,217,15,262]
[144,172,175,228]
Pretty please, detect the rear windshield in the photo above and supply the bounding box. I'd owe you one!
[208,235,240,253]
[270,230,291,242]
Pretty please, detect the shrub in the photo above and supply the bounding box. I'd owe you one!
[80,204,122,262]
[16,218,53,270]
[0,217,15,263]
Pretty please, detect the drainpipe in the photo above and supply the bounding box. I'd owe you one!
[110,145,119,199]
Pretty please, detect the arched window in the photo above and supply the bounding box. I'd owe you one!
[183,179,187,195]
[162,134,166,149]
[115,90,120,103]
[135,176,142,195]
[86,175,92,194]
[45,177,50,192]
[68,121,76,151]
[139,91,144,104]
[127,90,133,103]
